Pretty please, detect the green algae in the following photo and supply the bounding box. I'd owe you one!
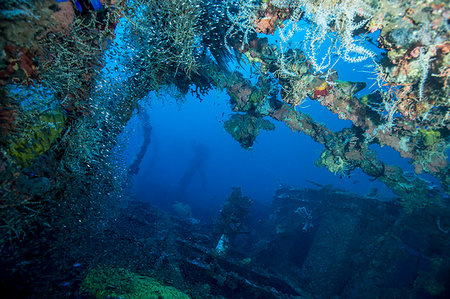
[82,265,191,299]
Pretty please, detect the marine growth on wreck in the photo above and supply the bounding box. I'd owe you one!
[1,0,449,298]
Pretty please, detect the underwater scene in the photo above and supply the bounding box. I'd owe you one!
[1,0,449,298]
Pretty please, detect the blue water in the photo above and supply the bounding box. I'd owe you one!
[118,28,393,214]
[125,91,392,213]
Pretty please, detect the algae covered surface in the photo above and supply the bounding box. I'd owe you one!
[82,266,190,299]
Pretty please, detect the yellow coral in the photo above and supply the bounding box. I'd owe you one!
[419,129,441,147]
[316,82,329,91]
[8,110,65,165]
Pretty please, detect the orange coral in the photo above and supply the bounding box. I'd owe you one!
[253,2,291,35]
[254,17,274,34]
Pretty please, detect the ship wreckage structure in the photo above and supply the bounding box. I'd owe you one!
[1,0,449,297]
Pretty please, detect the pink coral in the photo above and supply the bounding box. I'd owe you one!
[227,82,252,111]
[52,2,75,32]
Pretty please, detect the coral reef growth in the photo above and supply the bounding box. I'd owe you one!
[82,265,191,298]
[224,114,275,149]
[0,1,449,296]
